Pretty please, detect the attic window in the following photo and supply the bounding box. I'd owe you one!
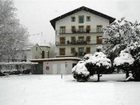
[79,15,84,23]
[71,17,75,22]
[86,16,91,21]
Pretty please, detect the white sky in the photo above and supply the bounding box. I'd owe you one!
[13,0,140,45]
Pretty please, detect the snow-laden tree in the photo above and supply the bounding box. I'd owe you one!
[103,18,140,61]
[0,0,28,61]
[86,52,111,81]
[72,51,111,82]
[114,50,134,79]
[125,42,140,80]
[72,61,90,82]
[114,50,134,67]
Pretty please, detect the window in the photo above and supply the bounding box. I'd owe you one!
[71,26,76,33]
[86,16,91,21]
[71,37,76,42]
[86,36,91,43]
[96,25,103,32]
[86,47,91,53]
[59,48,65,55]
[78,36,84,41]
[86,25,90,33]
[97,36,102,44]
[78,26,84,32]
[79,15,84,23]
[71,48,75,54]
[42,51,45,58]
[60,26,66,34]
[60,37,65,44]
[71,17,75,22]
[78,47,84,56]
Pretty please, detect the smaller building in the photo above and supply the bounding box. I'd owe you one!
[31,57,81,74]
[31,44,50,59]
[14,44,50,62]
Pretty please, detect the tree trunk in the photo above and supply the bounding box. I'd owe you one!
[126,70,129,78]
[97,69,100,82]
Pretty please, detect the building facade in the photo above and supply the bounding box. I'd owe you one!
[31,57,81,74]
[31,44,50,59]
[14,44,50,62]
[50,6,115,57]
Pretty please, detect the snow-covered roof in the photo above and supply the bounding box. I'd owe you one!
[31,57,81,62]
[0,62,38,65]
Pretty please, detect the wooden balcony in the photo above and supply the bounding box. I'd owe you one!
[56,29,103,35]
[56,40,98,46]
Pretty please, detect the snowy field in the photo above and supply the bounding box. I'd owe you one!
[0,74,140,105]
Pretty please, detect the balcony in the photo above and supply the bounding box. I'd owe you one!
[72,52,86,57]
[56,40,96,46]
[67,40,88,45]
[57,28,103,35]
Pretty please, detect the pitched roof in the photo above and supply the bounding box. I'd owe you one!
[50,6,115,29]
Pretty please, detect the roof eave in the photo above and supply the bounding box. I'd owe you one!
[50,6,116,29]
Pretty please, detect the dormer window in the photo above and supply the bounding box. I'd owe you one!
[79,15,84,23]
[71,17,75,22]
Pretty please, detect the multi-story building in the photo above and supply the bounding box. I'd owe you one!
[50,6,115,57]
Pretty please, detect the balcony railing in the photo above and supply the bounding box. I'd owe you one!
[72,52,86,57]
[57,29,103,35]
[55,40,103,46]
[67,40,88,45]
[56,40,98,46]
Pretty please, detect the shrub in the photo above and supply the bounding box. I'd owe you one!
[0,72,5,76]
[72,52,111,82]
[72,61,90,82]
[22,69,31,74]
[114,50,134,79]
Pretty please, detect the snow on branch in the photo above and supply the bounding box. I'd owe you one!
[114,50,134,66]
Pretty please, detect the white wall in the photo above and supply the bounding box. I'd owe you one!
[43,60,78,74]
[55,10,109,33]
[55,10,110,56]
[31,45,50,59]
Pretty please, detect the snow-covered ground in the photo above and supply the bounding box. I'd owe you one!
[0,74,140,105]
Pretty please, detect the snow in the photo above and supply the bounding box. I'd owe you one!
[114,50,134,66]
[86,52,111,68]
[72,61,90,76]
[0,62,38,65]
[0,74,140,105]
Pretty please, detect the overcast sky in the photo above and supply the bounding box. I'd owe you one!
[13,0,140,45]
